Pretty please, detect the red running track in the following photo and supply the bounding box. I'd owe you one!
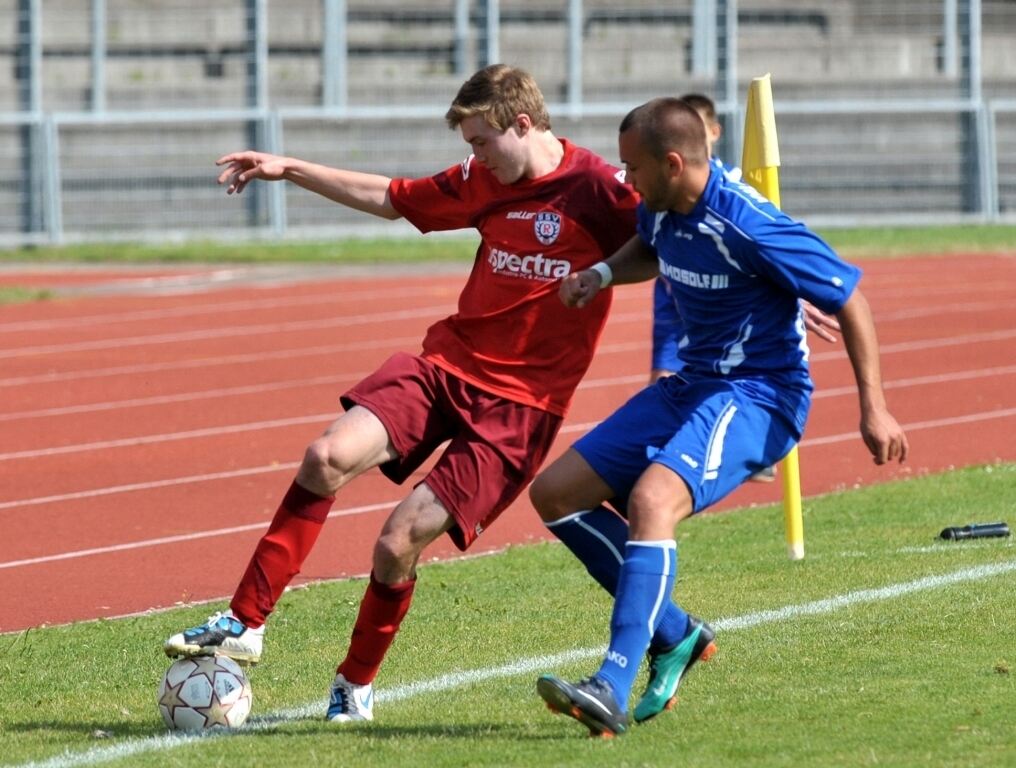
[1,254,1014,632]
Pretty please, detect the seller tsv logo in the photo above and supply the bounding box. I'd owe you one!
[534,211,561,245]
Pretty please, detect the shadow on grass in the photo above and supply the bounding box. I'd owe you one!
[257,720,567,742]
[3,719,158,739]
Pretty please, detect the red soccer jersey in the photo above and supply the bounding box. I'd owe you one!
[388,139,638,416]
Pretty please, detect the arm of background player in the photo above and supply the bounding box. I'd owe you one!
[560,234,659,308]
[802,300,841,342]
[216,151,400,220]
[836,288,909,465]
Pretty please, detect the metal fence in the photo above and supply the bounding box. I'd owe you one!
[2,0,1015,246]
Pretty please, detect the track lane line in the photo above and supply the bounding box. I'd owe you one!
[2,405,1014,552]
[4,365,1015,461]
[4,329,1013,422]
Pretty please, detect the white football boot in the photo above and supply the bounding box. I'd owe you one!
[326,672,375,722]
[163,610,264,666]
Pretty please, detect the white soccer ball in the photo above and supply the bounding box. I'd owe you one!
[157,656,253,732]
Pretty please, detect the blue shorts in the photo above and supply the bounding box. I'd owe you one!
[651,278,684,373]
[574,374,806,514]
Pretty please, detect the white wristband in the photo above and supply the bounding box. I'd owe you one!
[589,261,613,288]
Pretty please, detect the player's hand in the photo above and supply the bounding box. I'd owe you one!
[559,270,604,308]
[802,300,840,343]
[860,407,909,466]
[215,151,289,195]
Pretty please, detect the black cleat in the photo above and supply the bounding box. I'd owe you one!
[537,674,628,738]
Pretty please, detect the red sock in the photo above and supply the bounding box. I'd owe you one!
[230,481,334,627]
[337,572,416,685]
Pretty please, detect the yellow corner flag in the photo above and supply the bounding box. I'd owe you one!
[740,74,805,561]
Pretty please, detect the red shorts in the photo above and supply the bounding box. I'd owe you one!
[341,352,563,550]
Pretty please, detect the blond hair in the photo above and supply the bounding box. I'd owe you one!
[445,64,551,132]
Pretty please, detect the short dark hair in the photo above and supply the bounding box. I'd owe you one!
[445,64,551,132]
[619,98,708,164]
[680,93,718,125]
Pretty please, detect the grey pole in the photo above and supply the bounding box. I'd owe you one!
[246,0,269,225]
[566,0,583,117]
[692,0,717,77]
[718,0,741,161]
[485,0,500,67]
[266,110,287,235]
[42,116,63,243]
[454,0,469,75]
[17,0,43,234]
[322,0,348,111]
[942,0,958,77]
[91,0,106,112]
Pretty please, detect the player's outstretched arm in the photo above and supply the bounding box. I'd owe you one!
[836,288,909,465]
[215,151,400,219]
[559,235,658,308]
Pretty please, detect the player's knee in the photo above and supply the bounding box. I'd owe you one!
[298,437,352,493]
[528,473,569,522]
[372,530,419,578]
[627,484,685,536]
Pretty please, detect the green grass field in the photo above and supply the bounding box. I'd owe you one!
[2,464,1013,768]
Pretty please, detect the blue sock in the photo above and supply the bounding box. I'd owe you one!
[546,508,688,649]
[595,540,677,712]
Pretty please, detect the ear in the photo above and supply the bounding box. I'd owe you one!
[665,150,685,179]
[514,113,532,136]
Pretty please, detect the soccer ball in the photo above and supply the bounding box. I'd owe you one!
[157,656,253,731]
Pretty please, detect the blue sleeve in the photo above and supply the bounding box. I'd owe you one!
[739,212,861,315]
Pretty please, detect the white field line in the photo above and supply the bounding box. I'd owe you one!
[8,559,1015,768]
[3,404,1015,520]
[6,363,1014,462]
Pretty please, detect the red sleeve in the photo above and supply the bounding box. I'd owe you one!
[389,156,482,234]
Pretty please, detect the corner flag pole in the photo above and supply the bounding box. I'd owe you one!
[740,74,805,561]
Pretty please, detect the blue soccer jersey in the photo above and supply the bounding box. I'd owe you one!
[575,166,862,511]
[639,166,860,393]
